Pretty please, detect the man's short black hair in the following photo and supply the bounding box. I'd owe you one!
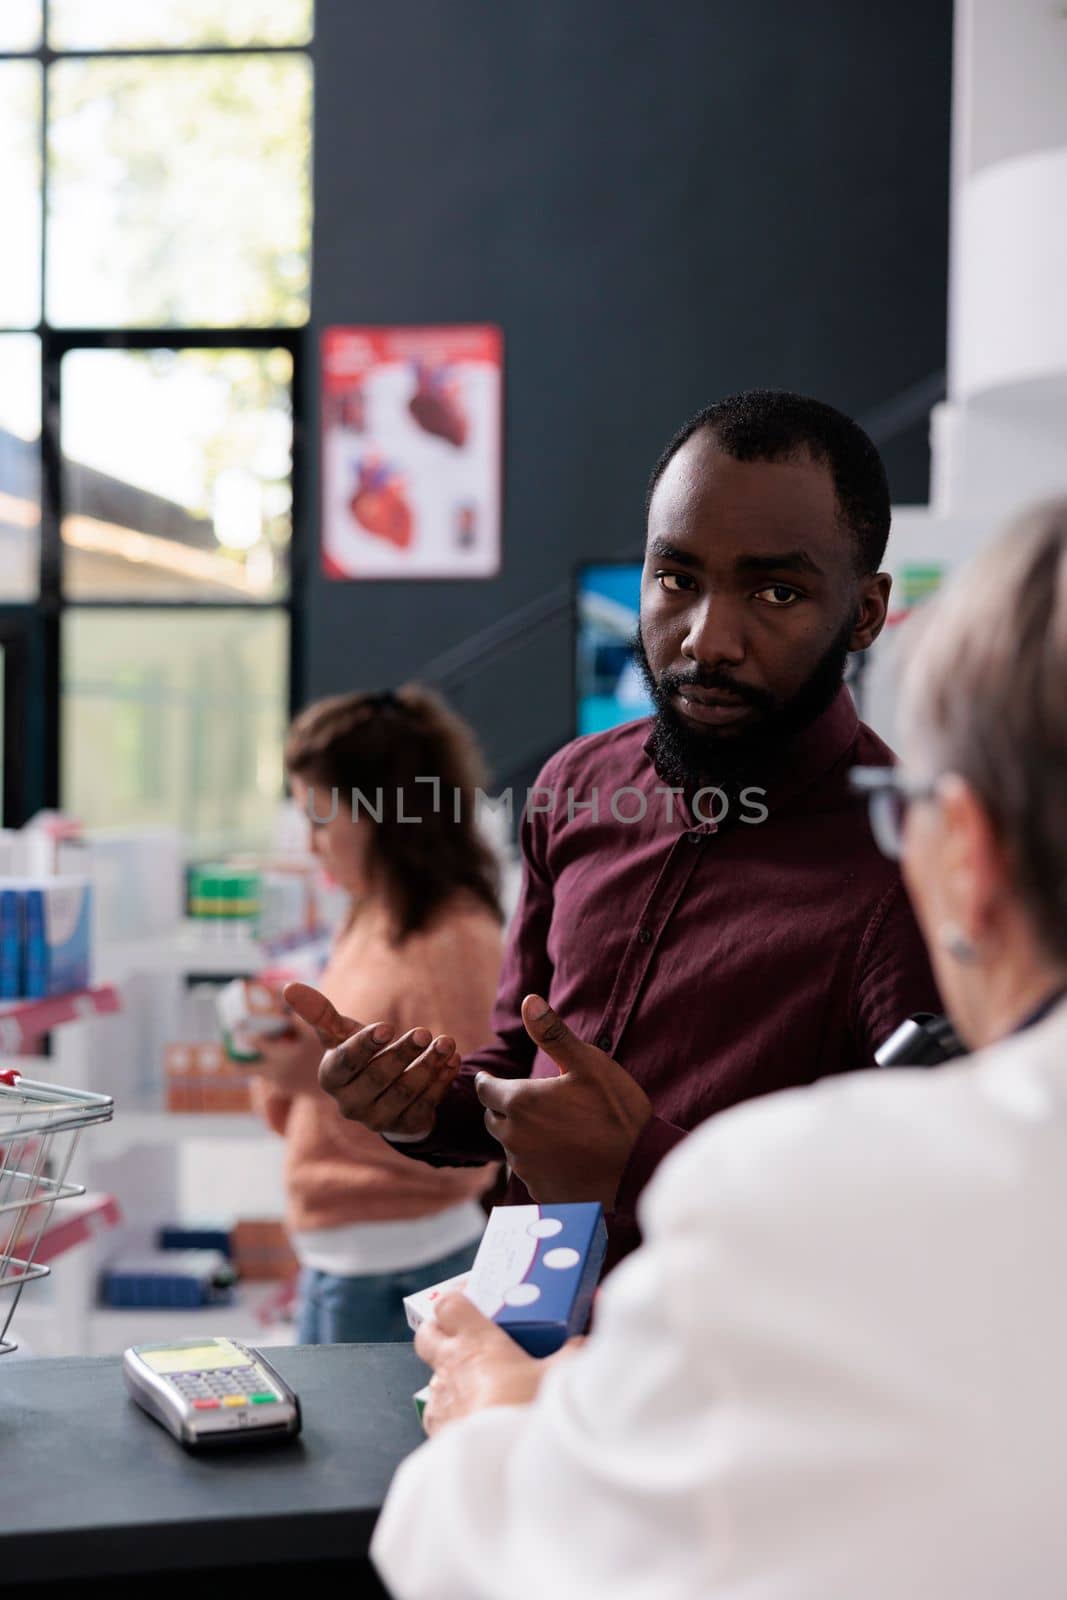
[645,390,891,574]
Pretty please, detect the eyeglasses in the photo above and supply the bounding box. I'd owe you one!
[849,766,940,860]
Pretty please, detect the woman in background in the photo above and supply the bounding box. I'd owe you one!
[251,685,503,1343]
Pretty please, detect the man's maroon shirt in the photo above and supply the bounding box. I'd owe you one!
[395,687,941,1265]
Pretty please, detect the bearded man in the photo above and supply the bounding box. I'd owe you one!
[289,390,941,1269]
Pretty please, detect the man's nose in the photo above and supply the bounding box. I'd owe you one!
[681,596,746,667]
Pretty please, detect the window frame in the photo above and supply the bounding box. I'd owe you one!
[0,609,37,825]
[0,7,311,825]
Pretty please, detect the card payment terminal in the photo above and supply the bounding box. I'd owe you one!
[123,1337,301,1449]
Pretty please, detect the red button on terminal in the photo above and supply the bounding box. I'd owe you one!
[193,1399,220,1410]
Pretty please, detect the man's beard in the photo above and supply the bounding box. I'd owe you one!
[633,617,854,794]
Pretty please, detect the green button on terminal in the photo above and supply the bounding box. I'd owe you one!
[250,1393,277,1403]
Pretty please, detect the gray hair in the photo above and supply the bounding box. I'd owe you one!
[900,498,1067,962]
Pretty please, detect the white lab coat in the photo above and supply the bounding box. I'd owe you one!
[373,1001,1067,1599]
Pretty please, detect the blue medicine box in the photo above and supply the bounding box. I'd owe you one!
[157,1225,234,1258]
[465,1202,607,1357]
[101,1250,235,1309]
[23,879,92,998]
[0,889,21,999]
[0,877,93,999]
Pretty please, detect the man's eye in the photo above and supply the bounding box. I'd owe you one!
[656,571,696,594]
[755,585,801,608]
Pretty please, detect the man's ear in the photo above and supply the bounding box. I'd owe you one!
[849,572,892,651]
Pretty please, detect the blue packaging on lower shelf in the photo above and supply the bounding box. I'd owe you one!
[157,1224,233,1257]
[101,1249,236,1309]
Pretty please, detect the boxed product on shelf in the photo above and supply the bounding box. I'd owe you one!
[230,1219,298,1282]
[187,865,260,927]
[57,827,183,945]
[162,1044,194,1112]
[403,1203,607,1357]
[24,878,92,998]
[256,864,319,947]
[101,1248,236,1309]
[0,877,93,999]
[157,1224,233,1257]
[188,849,340,950]
[0,887,20,999]
[164,1041,254,1113]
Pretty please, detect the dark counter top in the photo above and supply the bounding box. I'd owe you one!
[0,1342,427,1585]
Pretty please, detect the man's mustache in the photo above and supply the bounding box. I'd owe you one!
[656,668,776,713]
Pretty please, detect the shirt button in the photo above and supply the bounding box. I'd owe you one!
[596,1033,612,1052]
[637,927,653,945]
[686,831,703,844]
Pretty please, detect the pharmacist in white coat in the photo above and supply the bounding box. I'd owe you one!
[372,498,1067,1600]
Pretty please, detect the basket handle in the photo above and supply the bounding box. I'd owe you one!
[0,1069,22,1087]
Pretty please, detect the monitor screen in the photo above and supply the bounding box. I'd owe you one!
[575,562,655,736]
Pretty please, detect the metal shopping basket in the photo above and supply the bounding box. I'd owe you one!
[0,1068,113,1356]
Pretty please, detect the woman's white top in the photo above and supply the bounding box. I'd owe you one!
[294,1200,484,1276]
[373,1000,1067,1600]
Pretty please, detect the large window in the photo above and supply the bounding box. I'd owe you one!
[0,1,312,847]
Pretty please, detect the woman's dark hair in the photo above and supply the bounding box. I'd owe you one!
[285,684,502,942]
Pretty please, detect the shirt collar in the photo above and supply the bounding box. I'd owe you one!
[1009,987,1067,1037]
[642,684,860,819]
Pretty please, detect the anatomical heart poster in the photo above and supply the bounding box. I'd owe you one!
[321,324,503,579]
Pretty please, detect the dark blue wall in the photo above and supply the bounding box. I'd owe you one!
[305,0,953,785]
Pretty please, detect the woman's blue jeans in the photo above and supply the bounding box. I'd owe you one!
[296,1238,479,1344]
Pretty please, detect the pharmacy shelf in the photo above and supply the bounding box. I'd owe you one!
[98,1110,269,1152]
[88,1281,296,1355]
[32,1190,122,1266]
[0,986,121,1053]
[97,925,331,983]
[97,932,262,980]
[5,1191,123,1360]
[3,925,312,1362]
[9,1280,295,1361]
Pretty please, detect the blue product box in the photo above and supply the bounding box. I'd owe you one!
[0,889,20,999]
[157,1225,234,1258]
[465,1202,607,1357]
[19,879,92,998]
[102,1250,236,1309]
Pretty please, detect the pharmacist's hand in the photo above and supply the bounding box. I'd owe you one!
[474,996,653,1209]
[283,982,461,1138]
[415,1292,568,1435]
[249,1020,322,1096]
